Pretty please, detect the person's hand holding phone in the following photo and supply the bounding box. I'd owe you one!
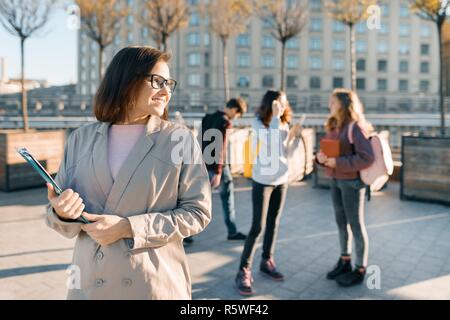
[47,183,85,221]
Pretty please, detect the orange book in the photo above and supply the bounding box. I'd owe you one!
[320,139,340,158]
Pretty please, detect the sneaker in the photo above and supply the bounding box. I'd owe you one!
[183,236,194,244]
[227,232,247,240]
[326,257,352,280]
[335,268,366,287]
[235,268,254,296]
[260,258,284,281]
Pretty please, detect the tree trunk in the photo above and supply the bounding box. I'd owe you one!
[20,37,29,132]
[349,23,356,91]
[437,23,445,136]
[98,45,104,81]
[162,33,168,52]
[222,38,230,104]
[280,40,286,91]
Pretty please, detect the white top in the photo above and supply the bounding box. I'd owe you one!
[251,116,296,186]
[108,124,146,180]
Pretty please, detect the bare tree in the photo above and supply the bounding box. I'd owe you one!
[0,0,55,131]
[76,0,129,80]
[255,0,307,91]
[326,0,376,90]
[138,0,189,51]
[411,0,450,136]
[206,0,252,103]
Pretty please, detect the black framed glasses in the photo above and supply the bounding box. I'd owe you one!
[146,74,177,93]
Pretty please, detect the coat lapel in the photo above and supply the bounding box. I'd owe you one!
[104,116,163,214]
[92,122,114,201]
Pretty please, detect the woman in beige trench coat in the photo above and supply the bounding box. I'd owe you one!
[45,46,212,300]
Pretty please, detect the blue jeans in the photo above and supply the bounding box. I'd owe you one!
[209,165,238,236]
[330,178,369,268]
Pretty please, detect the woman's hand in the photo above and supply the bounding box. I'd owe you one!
[47,183,85,221]
[81,213,133,246]
[316,151,328,164]
[272,100,283,117]
[210,174,221,188]
[324,157,337,168]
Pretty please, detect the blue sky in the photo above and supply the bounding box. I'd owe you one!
[0,5,77,86]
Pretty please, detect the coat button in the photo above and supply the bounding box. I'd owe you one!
[95,278,105,287]
[96,251,104,261]
[122,278,132,287]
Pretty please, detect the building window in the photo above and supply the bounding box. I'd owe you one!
[204,33,210,46]
[236,34,250,47]
[81,85,87,95]
[262,75,274,87]
[188,74,201,86]
[356,22,366,34]
[310,0,321,11]
[333,58,345,70]
[333,21,345,33]
[309,56,322,70]
[420,25,431,37]
[377,79,387,91]
[237,75,250,88]
[91,83,97,95]
[399,43,410,55]
[356,78,365,90]
[187,32,200,46]
[399,24,410,37]
[400,4,409,17]
[127,32,133,42]
[127,15,133,25]
[399,80,409,92]
[333,39,345,51]
[399,60,409,73]
[356,40,367,53]
[421,44,430,55]
[189,12,200,26]
[142,28,149,38]
[204,73,210,88]
[378,60,388,72]
[419,80,430,92]
[188,52,201,66]
[287,75,298,88]
[356,59,366,71]
[380,4,389,16]
[262,54,275,68]
[333,77,344,88]
[377,42,388,53]
[309,38,322,51]
[287,55,298,69]
[379,24,389,35]
[310,76,321,89]
[420,61,429,73]
[204,52,210,67]
[310,18,322,32]
[286,38,299,49]
[262,35,275,48]
[237,53,251,67]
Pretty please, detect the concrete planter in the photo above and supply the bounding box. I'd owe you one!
[400,134,450,205]
[0,130,65,191]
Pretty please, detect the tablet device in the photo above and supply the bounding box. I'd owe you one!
[17,147,90,224]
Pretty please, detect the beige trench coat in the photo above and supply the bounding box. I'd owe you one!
[45,116,212,299]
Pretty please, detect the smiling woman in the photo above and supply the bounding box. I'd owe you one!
[45,46,212,300]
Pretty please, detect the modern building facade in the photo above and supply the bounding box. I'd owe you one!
[77,0,440,113]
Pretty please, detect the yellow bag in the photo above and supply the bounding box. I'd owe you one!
[243,134,260,178]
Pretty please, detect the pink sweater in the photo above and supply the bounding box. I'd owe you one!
[108,124,146,180]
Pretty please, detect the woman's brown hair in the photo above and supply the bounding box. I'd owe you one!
[94,46,171,123]
[256,90,292,128]
[325,88,373,133]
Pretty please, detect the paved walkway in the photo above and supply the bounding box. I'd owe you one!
[1,177,449,300]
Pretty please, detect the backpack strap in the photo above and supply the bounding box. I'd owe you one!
[347,121,356,144]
